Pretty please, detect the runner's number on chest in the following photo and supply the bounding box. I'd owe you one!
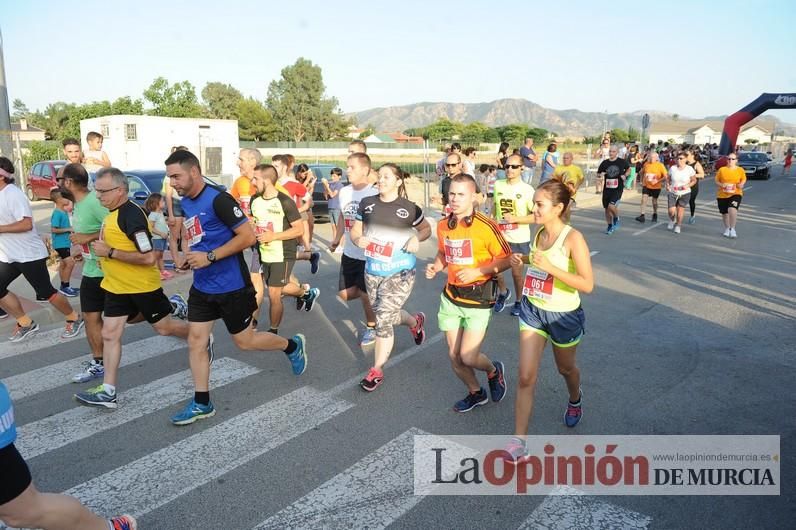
[523,266,554,301]
[444,238,474,265]
[184,216,204,246]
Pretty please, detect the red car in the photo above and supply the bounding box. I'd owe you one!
[26,160,66,201]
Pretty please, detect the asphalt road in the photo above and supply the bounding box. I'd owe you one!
[2,167,794,529]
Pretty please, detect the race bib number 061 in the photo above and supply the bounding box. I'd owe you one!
[444,238,474,265]
[522,266,554,301]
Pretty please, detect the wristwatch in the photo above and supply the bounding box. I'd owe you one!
[207,250,217,263]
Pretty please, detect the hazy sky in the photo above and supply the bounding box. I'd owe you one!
[3,0,795,123]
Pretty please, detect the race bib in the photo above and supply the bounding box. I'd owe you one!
[721,183,736,193]
[645,173,657,183]
[80,243,91,259]
[239,196,251,216]
[443,204,453,216]
[444,238,474,265]
[255,221,274,236]
[184,215,205,246]
[498,221,519,232]
[672,184,689,193]
[605,178,619,189]
[344,216,355,232]
[522,266,554,301]
[364,238,395,263]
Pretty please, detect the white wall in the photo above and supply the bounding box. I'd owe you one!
[80,115,239,177]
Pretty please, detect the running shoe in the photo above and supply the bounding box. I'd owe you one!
[0,307,7,319]
[510,302,521,317]
[729,228,737,239]
[359,367,384,392]
[634,214,645,223]
[688,215,696,225]
[296,284,309,311]
[564,389,583,427]
[722,228,731,238]
[59,286,80,297]
[453,387,488,413]
[62,317,85,339]
[409,312,426,345]
[9,321,39,342]
[488,361,507,403]
[605,224,615,235]
[72,360,104,383]
[667,221,675,231]
[170,399,215,426]
[494,289,511,313]
[74,384,117,409]
[360,327,376,347]
[108,514,138,530]
[310,251,321,274]
[288,333,307,375]
[673,226,681,234]
[613,218,620,229]
[207,333,215,365]
[651,213,658,223]
[502,437,529,464]
[303,287,320,312]
[169,294,188,320]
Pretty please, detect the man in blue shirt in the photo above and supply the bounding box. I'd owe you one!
[164,150,308,426]
[519,137,538,185]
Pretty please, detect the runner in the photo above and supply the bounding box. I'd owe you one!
[73,168,207,409]
[329,153,379,346]
[492,154,535,316]
[164,150,306,425]
[784,148,793,176]
[504,180,594,462]
[550,152,585,222]
[0,157,84,342]
[0,382,137,530]
[425,174,510,413]
[250,163,320,335]
[666,153,697,234]
[715,153,746,239]
[349,163,431,391]
[685,149,706,224]
[635,152,667,223]
[596,146,630,234]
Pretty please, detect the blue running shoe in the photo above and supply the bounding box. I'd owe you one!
[453,387,488,413]
[74,384,117,409]
[510,301,521,317]
[108,514,138,530]
[288,334,307,375]
[310,252,321,274]
[488,361,507,403]
[494,289,511,313]
[605,224,615,235]
[614,217,621,229]
[360,327,376,347]
[564,388,583,427]
[303,287,320,312]
[59,286,80,297]
[169,294,188,320]
[171,399,215,426]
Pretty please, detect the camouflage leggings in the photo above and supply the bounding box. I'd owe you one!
[365,269,416,338]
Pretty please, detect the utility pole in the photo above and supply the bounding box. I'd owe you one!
[0,26,15,163]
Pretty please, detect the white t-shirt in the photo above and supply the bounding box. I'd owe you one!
[339,184,379,260]
[668,166,695,195]
[0,184,49,263]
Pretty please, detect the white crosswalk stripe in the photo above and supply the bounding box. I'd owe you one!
[16,357,260,459]
[517,486,651,529]
[0,326,84,360]
[65,386,354,518]
[4,335,186,399]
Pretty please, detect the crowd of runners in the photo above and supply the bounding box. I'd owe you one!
[0,130,765,528]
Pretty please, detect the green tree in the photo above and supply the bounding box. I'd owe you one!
[424,118,462,142]
[110,96,144,115]
[497,124,529,146]
[482,127,501,143]
[527,127,550,143]
[202,82,243,119]
[358,123,376,139]
[610,128,630,143]
[12,99,29,119]
[144,77,203,118]
[266,58,346,141]
[236,98,278,141]
[460,121,489,143]
[22,141,62,169]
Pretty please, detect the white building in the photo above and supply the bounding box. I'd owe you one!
[79,115,239,178]
[649,118,773,146]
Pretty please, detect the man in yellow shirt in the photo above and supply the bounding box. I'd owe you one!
[635,152,668,223]
[551,152,585,198]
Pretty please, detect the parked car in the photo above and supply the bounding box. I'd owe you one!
[26,160,67,201]
[736,152,771,180]
[303,164,348,221]
[124,170,226,207]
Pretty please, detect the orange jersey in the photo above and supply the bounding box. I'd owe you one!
[716,166,746,198]
[641,162,668,190]
[437,211,511,290]
[230,176,255,216]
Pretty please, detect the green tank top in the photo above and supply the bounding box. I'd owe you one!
[523,225,581,312]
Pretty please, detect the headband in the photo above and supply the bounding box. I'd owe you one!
[0,167,12,179]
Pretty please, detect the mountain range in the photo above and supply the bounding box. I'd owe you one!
[348,98,796,137]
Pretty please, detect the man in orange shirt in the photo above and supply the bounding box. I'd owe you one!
[635,152,668,223]
[426,174,512,413]
[231,148,266,327]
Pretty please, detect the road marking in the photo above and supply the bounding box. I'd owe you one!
[17,357,259,459]
[590,251,599,256]
[254,429,428,529]
[517,486,651,529]
[632,222,664,236]
[0,327,84,360]
[5,335,187,400]
[65,386,354,518]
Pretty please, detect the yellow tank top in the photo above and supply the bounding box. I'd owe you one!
[524,225,580,312]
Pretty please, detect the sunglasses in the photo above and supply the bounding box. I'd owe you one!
[445,163,459,167]
[728,157,737,160]
[506,164,523,169]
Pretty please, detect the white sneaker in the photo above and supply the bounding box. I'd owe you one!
[722,228,731,237]
[729,228,737,239]
[667,222,674,231]
[674,226,681,234]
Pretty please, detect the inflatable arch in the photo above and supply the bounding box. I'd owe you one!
[719,93,796,156]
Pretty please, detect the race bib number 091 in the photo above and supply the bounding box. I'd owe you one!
[444,238,474,265]
[184,216,205,247]
[522,266,554,301]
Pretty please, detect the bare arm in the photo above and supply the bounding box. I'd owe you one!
[532,230,593,293]
[0,217,33,233]
[92,238,156,266]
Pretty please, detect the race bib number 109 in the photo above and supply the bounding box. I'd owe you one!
[444,238,474,265]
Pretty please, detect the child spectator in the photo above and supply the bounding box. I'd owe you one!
[322,167,344,252]
[144,193,172,280]
[50,189,79,297]
[82,131,111,172]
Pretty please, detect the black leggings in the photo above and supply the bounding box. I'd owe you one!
[0,443,32,505]
[689,180,700,217]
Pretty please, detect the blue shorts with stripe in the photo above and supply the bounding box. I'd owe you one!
[518,296,585,347]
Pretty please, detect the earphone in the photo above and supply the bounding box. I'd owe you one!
[447,212,474,229]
